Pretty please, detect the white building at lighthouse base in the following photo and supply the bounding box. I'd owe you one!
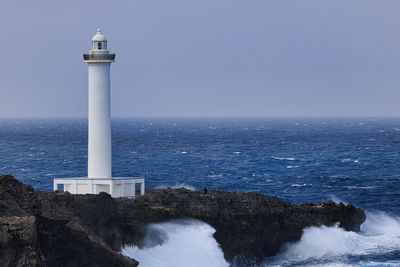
[53,177,145,198]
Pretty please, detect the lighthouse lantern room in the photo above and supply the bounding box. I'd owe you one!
[53,29,145,198]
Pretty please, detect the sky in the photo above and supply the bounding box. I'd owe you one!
[0,0,399,118]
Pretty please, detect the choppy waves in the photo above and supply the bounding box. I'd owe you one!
[3,118,400,265]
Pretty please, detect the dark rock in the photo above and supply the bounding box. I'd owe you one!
[0,216,45,267]
[0,174,366,265]
[0,174,138,267]
[0,174,41,217]
[37,216,138,267]
[112,189,366,260]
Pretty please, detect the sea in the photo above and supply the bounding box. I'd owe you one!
[1,118,399,267]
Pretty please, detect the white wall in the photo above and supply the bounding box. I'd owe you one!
[88,62,112,178]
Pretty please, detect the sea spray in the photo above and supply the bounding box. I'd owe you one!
[120,212,400,267]
[281,223,354,259]
[264,212,400,266]
[122,219,229,267]
[155,183,196,191]
[329,195,348,205]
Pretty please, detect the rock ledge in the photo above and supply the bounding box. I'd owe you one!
[0,174,366,266]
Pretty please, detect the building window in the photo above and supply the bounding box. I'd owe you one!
[98,42,102,50]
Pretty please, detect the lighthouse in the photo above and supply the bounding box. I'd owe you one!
[54,30,145,198]
[85,29,113,179]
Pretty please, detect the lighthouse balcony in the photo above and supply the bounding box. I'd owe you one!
[53,177,145,198]
[83,53,115,62]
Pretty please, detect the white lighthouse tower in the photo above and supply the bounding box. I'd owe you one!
[54,29,145,198]
[86,29,113,179]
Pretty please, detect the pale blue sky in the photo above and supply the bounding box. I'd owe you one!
[0,0,399,117]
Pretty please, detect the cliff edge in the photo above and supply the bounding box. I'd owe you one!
[0,174,366,266]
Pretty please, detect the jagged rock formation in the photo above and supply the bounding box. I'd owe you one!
[0,174,366,266]
[0,174,138,267]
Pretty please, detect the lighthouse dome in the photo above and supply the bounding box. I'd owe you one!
[91,29,108,51]
[92,29,107,42]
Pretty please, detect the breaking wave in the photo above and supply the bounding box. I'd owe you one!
[122,219,229,267]
[121,213,400,267]
[265,212,400,266]
[119,211,400,267]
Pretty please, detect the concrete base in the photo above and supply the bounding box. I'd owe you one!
[53,177,145,198]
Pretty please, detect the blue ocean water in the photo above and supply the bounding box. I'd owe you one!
[1,118,400,266]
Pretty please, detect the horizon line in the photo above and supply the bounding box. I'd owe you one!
[1,115,400,120]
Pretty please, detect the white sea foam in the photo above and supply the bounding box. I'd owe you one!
[343,186,375,190]
[291,183,312,187]
[207,174,223,178]
[155,183,196,191]
[122,212,400,267]
[287,165,299,169]
[122,220,229,267]
[267,212,400,266]
[272,156,296,161]
[282,223,351,258]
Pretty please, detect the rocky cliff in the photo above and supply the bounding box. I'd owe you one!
[0,174,138,267]
[0,174,366,266]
